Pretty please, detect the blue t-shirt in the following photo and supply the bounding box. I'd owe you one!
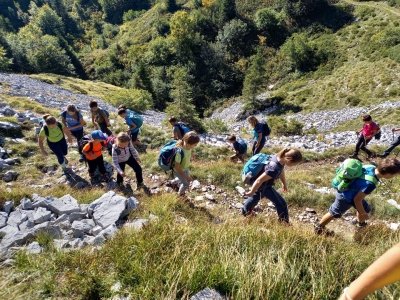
[62,111,83,132]
[233,140,246,154]
[253,123,266,141]
[125,110,140,133]
[340,178,377,203]
[263,155,283,185]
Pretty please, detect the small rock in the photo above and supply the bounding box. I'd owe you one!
[205,193,215,201]
[91,225,103,236]
[98,224,118,239]
[33,207,52,224]
[26,242,42,254]
[47,194,81,215]
[389,223,400,231]
[2,170,19,182]
[235,186,246,196]
[68,212,87,223]
[191,180,201,191]
[2,201,13,214]
[190,288,224,300]
[53,239,70,250]
[194,196,205,201]
[305,208,316,214]
[7,210,28,227]
[124,219,149,231]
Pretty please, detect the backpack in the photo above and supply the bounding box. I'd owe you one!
[61,111,81,122]
[127,109,143,129]
[176,122,190,137]
[374,123,381,140]
[237,139,247,154]
[79,134,93,154]
[261,121,271,136]
[100,109,110,118]
[332,158,378,192]
[106,135,117,156]
[158,140,184,172]
[242,153,271,185]
[43,122,63,137]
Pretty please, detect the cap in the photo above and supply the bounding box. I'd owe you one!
[91,130,108,141]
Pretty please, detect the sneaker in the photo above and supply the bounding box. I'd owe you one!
[241,207,255,217]
[314,224,334,236]
[351,220,367,228]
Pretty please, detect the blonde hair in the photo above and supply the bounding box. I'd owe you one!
[247,116,258,127]
[277,148,302,164]
[116,132,131,144]
[176,131,200,147]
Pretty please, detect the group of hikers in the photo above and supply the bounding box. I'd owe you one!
[36,104,400,298]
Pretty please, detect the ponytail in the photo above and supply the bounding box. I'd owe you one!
[277,148,302,163]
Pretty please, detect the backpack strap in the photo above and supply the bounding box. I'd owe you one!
[363,175,378,186]
[44,125,49,137]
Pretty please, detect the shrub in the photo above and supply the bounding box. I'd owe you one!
[106,88,153,111]
[268,115,303,136]
[204,118,229,134]
[0,46,11,71]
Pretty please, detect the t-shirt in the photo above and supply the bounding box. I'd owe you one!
[340,178,377,203]
[253,123,266,141]
[92,108,107,124]
[39,123,65,143]
[82,140,105,161]
[174,148,192,170]
[362,122,379,138]
[233,141,246,154]
[263,155,284,185]
[62,111,83,132]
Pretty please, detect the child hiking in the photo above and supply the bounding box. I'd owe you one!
[90,100,112,136]
[82,130,109,183]
[117,106,143,145]
[61,104,86,162]
[169,117,191,140]
[378,127,400,158]
[242,148,303,223]
[315,158,400,235]
[112,132,148,193]
[351,114,380,159]
[226,135,247,163]
[172,131,200,196]
[38,114,73,172]
[247,116,270,155]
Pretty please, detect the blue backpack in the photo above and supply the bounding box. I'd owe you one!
[242,153,271,185]
[176,122,190,137]
[158,140,184,172]
[127,109,143,129]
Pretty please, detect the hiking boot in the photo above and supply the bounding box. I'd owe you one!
[314,224,334,236]
[137,183,151,195]
[241,207,255,217]
[351,220,367,228]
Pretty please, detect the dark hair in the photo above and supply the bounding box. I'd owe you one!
[277,148,303,164]
[177,131,200,147]
[378,158,400,175]
[43,114,56,125]
[118,107,127,115]
[226,135,236,142]
[169,117,177,123]
[362,115,372,122]
[89,100,98,108]
[67,104,77,113]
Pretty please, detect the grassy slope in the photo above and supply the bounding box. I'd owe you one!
[272,1,400,112]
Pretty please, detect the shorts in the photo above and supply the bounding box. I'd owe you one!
[329,194,371,218]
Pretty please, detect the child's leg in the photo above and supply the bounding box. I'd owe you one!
[242,189,263,215]
[319,194,352,227]
[97,155,106,175]
[47,140,65,165]
[263,186,289,223]
[360,138,373,156]
[353,135,364,156]
[176,170,190,196]
[116,162,126,184]
[126,156,143,185]
[87,159,96,177]
[72,129,84,154]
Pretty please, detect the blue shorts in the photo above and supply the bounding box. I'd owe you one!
[329,194,371,218]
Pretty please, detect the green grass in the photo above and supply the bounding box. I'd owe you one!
[2,194,400,299]
[0,94,59,116]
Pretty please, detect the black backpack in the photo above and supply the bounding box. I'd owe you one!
[79,135,93,153]
[261,121,271,136]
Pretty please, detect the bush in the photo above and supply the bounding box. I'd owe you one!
[106,88,153,111]
[204,118,229,134]
[0,46,11,71]
[268,116,303,136]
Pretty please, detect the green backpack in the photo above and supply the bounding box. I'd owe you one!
[332,158,378,192]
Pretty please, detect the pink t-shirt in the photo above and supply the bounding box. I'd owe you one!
[362,122,379,137]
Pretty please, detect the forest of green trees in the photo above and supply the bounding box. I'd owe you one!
[0,0,399,116]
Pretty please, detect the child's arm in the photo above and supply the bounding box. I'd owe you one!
[112,148,124,176]
[279,170,288,192]
[340,243,400,300]
[91,114,98,129]
[103,112,111,127]
[38,136,48,156]
[246,172,272,196]
[63,126,73,143]
[353,192,369,222]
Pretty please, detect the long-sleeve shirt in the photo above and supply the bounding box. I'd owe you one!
[112,142,140,174]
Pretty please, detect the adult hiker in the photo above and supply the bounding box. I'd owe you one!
[378,127,400,158]
[315,158,400,235]
[162,131,200,196]
[339,242,400,300]
[117,106,143,145]
[112,132,149,193]
[242,148,303,223]
[247,116,270,155]
[82,130,110,183]
[89,100,112,136]
[38,114,73,171]
[351,114,380,159]
[226,135,247,163]
[169,117,191,140]
[61,104,86,162]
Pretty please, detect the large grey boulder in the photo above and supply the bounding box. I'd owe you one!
[7,210,28,227]
[68,212,87,223]
[88,192,138,229]
[0,212,8,229]
[31,194,53,209]
[33,222,62,239]
[46,194,80,216]
[98,224,118,239]
[0,230,35,249]
[19,220,34,231]
[0,160,11,171]
[0,225,18,237]
[19,198,34,210]
[0,106,16,116]
[33,207,52,224]
[190,288,225,300]
[0,121,22,138]
[71,220,95,238]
